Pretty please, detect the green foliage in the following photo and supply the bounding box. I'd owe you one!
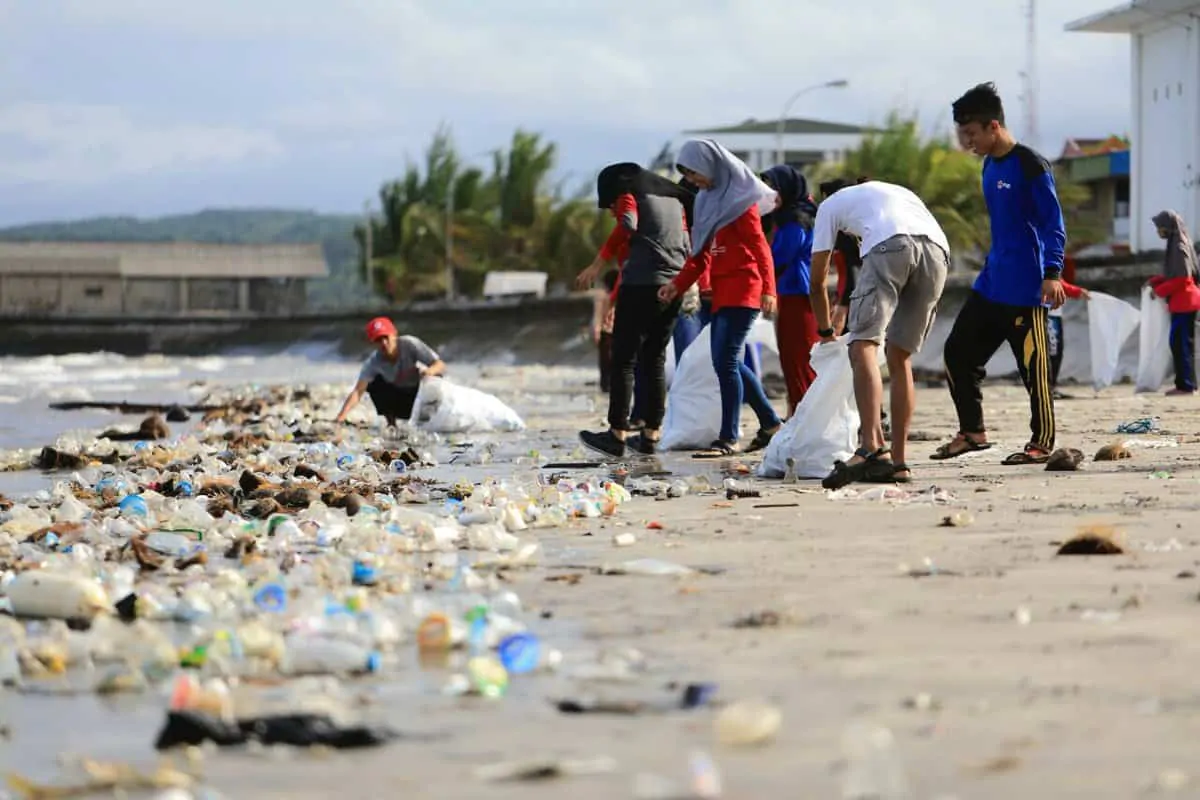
[811,111,1106,261]
[363,127,611,301]
[0,209,370,309]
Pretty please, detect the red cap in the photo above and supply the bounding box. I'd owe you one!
[365,317,397,341]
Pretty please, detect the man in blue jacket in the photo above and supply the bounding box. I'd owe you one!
[934,82,1067,466]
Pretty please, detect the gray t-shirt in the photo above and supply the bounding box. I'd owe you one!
[358,335,440,388]
[620,194,690,287]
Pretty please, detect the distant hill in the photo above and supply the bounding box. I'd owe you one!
[0,208,374,309]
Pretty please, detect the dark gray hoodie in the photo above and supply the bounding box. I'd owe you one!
[1153,209,1198,280]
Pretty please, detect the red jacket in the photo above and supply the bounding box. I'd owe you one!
[1150,275,1200,313]
[672,206,776,312]
[1061,279,1085,300]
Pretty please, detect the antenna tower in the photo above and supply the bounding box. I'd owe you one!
[1025,0,1038,147]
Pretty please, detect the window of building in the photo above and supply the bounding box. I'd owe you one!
[84,286,104,298]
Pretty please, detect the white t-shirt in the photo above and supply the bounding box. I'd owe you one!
[812,181,950,257]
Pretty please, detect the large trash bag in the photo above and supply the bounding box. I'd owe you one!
[1135,285,1173,392]
[1087,291,1140,391]
[758,340,858,479]
[409,377,525,433]
[660,318,778,451]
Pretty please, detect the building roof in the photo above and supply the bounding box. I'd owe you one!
[685,117,868,135]
[1066,0,1200,33]
[1059,135,1130,160]
[0,242,329,278]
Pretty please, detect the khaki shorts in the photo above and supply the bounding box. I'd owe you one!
[847,234,949,354]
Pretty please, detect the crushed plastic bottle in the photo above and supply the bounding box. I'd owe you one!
[840,722,909,799]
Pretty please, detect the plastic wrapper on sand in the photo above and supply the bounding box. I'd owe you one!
[409,376,525,433]
[759,340,860,479]
[660,319,778,451]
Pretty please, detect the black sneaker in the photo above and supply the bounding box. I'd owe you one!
[626,434,658,456]
[579,430,626,459]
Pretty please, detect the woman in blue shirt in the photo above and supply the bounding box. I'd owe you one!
[761,165,818,417]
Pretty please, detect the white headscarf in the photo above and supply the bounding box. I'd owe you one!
[676,138,778,256]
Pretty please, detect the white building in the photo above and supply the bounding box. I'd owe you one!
[674,117,869,174]
[1067,0,1200,252]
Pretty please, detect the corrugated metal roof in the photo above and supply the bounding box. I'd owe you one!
[0,242,329,278]
[1066,0,1200,33]
[686,117,869,136]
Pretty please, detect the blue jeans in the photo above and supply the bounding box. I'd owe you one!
[710,306,781,443]
[682,300,758,372]
[1170,311,1197,391]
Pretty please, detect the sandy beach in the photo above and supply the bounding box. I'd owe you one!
[3,365,1199,800]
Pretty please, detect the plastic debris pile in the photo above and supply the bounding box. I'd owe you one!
[0,383,633,757]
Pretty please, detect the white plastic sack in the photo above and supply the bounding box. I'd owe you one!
[1087,291,1140,391]
[1135,285,1173,392]
[409,377,525,433]
[758,340,859,479]
[660,319,779,450]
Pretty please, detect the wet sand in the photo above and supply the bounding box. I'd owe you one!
[5,378,1200,799]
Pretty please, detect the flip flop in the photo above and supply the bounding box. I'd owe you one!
[929,435,993,461]
[692,440,737,460]
[1001,446,1051,466]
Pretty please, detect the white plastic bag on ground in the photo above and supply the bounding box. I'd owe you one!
[1087,291,1140,391]
[409,377,525,433]
[660,319,778,450]
[758,340,858,479]
[1136,285,1173,392]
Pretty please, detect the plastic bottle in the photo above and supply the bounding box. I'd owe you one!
[4,572,110,620]
[840,722,909,799]
[280,637,381,676]
[467,654,508,698]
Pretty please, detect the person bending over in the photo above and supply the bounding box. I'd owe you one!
[335,316,445,426]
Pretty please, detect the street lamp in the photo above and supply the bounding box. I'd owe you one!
[776,79,850,165]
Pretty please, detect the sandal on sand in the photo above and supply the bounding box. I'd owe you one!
[1001,444,1051,466]
[743,427,777,453]
[929,434,992,461]
[822,447,889,490]
[864,462,912,485]
[692,440,737,459]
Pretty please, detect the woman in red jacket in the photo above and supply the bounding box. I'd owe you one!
[1149,210,1200,395]
[659,139,782,455]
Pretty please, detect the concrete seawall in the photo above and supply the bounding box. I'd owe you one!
[0,264,1160,370]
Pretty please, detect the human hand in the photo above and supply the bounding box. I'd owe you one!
[658,283,680,303]
[1080,288,1092,300]
[1042,278,1066,310]
[591,324,601,344]
[603,307,615,331]
[831,305,848,334]
[760,294,777,319]
[576,263,600,290]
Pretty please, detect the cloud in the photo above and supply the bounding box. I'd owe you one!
[0,104,283,183]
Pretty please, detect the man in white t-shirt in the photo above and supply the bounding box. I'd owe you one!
[809,179,951,489]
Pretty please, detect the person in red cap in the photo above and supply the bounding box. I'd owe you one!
[335,316,445,426]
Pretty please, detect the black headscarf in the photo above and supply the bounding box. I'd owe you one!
[761,165,817,228]
[596,162,695,223]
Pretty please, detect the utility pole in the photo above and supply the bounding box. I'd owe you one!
[362,199,373,287]
[1025,0,1038,148]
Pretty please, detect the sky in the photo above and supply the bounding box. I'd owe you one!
[0,0,1132,227]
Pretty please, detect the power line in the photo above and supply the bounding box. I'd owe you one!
[1025,0,1038,147]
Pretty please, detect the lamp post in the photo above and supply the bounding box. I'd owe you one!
[776,79,849,165]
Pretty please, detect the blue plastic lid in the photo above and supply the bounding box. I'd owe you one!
[253,583,287,613]
[497,633,541,675]
[364,651,382,673]
[352,561,377,585]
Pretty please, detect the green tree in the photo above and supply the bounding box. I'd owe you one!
[361,127,611,300]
